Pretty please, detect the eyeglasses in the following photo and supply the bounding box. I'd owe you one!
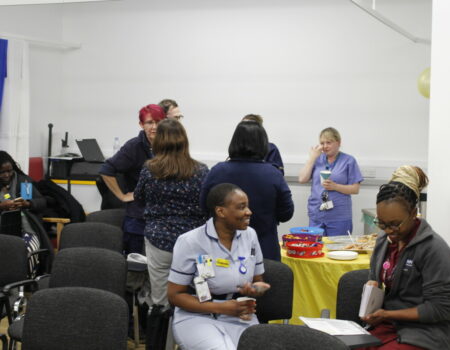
[373,216,409,231]
[143,120,158,127]
[173,115,184,121]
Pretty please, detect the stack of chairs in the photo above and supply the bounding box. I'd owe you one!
[0,235,39,350]
[86,209,148,348]
[6,220,128,350]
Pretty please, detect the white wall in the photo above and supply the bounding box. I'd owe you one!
[0,0,432,233]
[427,0,450,243]
[57,0,431,164]
[0,4,64,158]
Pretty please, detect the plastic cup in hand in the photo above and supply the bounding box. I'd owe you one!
[237,297,256,322]
[320,170,331,184]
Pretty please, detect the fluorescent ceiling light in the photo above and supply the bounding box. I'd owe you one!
[0,0,120,5]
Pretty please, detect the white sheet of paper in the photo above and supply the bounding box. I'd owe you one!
[299,317,370,335]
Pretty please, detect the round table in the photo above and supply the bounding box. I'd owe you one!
[281,247,370,325]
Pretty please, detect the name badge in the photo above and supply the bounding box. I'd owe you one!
[21,182,33,200]
[215,258,230,268]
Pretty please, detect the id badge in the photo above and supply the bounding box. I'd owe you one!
[196,255,215,279]
[194,276,211,302]
[320,200,334,211]
[21,182,33,200]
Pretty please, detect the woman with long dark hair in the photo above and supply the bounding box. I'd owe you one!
[200,121,294,261]
[0,150,48,275]
[134,119,208,310]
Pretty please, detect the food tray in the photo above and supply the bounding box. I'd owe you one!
[325,243,373,254]
[325,235,355,243]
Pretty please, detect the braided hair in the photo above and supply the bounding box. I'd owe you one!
[376,166,428,212]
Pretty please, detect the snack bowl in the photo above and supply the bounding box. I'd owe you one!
[286,241,324,259]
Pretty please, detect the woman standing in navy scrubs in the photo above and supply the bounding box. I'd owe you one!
[200,121,294,261]
[298,127,363,236]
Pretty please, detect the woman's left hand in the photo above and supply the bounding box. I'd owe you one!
[14,198,30,209]
[322,179,337,191]
[238,282,271,298]
[361,309,387,326]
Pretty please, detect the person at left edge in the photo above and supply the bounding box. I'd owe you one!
[99,104,166,255]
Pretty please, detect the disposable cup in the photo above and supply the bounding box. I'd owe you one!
[236,297,256,322]
[320,170,331,184]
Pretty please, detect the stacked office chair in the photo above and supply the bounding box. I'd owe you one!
[0,235,38,350]
[319,269,370,324]
[237,324,350,350]
[7,247,127,349]
[21,287,128,350]
[86,208,126,229]
[82,210,149,347]
[59,221,123,253]
[336,269,369,325]
[255,259,294,324]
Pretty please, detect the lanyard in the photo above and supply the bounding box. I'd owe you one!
[325,152,340,171]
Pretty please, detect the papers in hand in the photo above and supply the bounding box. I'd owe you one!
[358,284,385,317]
[300,317,370,335]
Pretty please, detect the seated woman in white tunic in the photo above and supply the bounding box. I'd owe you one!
[167,183,271,350]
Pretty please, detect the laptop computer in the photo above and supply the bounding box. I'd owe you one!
[76,138,105,163]
[0,210,22,236]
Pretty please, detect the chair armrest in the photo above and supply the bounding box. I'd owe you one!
[28,248,52,275]
[42,217,71,251]
[2,280,39,295]
[42,217,71,224]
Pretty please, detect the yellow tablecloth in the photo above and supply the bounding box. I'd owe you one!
[281,245,370,325]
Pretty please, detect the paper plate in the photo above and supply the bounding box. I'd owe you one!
[327,250,359,261]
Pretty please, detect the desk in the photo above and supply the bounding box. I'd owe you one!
[281,248,370,324]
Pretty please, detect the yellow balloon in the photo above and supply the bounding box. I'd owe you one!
[418,67,430,98]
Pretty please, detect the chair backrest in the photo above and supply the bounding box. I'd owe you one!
[255,259,293,323]
[86,209,126,229]
[22,287,128,350]
[59,222,123,253]
[0,235,28,287]
[49,247,127,298]
[336,269,370,325]
[237,324,350,350]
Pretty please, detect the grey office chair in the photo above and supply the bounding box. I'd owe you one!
[86,208,126,229]
[21,287,128,350]
[0,235,38,350]
[59,222,123,253]
[336,269,370,325]
[237,324,350,350]
[8,247,127,350]
[255,259,293,324]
